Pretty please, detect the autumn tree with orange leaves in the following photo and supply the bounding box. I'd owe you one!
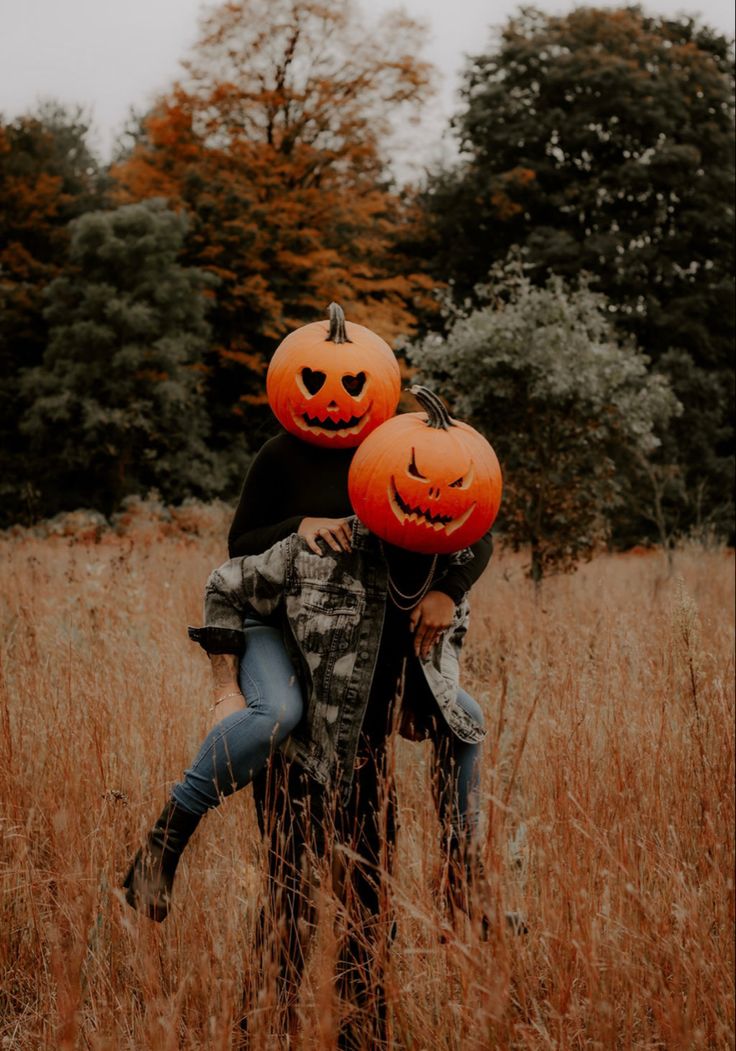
[113,0,435,455]
[0,103,104,524]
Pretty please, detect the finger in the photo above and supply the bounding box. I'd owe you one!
[337,522,352,551]
[424,632,442,659]
[409,606,423,633]
[414,626,431,657]
[322,529,342,553]
[330,524,350,552]
[306,533,323,555]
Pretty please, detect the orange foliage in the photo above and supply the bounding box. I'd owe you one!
[112,0,438,395]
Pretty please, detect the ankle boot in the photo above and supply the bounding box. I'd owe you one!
[123,799,201,922]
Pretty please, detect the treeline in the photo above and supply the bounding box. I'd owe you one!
[1,1,733,563]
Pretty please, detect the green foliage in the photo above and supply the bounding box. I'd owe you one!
[0,102,104,523]
[21,200,231,516]
[419,6,734,537]
[409,259,680,580]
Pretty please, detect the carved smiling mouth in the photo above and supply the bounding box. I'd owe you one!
[389,477,477,534]
[294,403,372,436]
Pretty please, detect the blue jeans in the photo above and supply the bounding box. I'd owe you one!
[437,687,483,840]
[172,620,303,815]
[172,622,483,832]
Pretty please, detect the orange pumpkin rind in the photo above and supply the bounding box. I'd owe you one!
[348,385,503,554]
[266,303,401,449]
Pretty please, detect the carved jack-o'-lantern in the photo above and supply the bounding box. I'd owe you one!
[348,386,502,554]
[267,303,401,449]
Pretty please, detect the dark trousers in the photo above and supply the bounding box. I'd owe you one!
[252,747,396,1049]
[248,669,482,1045]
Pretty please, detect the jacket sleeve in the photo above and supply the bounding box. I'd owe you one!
[432,530,494,605]
[228,441,303,557]
[188,538,291,655]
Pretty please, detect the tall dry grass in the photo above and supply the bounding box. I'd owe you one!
[1,508,733,1049]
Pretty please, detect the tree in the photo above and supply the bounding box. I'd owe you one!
[112,0,436,460]
[408,259,680,581]
[0,103,103,523]
[22,200,224,517]
[418,6,734,536]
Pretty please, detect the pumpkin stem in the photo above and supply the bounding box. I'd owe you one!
[409,385,453,430]
[326,302,352,344]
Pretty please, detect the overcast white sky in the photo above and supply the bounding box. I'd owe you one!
[0,0,733,166]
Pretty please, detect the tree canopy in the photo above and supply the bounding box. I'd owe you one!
[418,5,734,537]
[22,201,223,516]
[0,103,105,522]
[1,3,732,548]
[409,259,680,579]
[112,0,435,450]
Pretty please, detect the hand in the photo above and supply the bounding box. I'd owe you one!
[209,689,246,728]
[298,517,352,556]
[409,591,456,659]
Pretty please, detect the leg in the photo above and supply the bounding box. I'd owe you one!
[429,693,524,933]
[432,688,484,847]
[430,689,484,918]
[125,622,303,920]
[335,747,397,1051]
[171,621,303,815]
[250,756,321,1040]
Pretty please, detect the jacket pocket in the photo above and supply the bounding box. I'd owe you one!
[301,582,365,619]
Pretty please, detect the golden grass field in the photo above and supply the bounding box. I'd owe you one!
[1,503,734,1049]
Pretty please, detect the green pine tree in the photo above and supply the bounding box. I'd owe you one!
[22,200,226,517]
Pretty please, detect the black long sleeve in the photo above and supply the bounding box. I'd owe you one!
[228,432,354,558]
[432,529,494,605]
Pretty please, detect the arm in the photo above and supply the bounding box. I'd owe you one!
[228,441,303,558]
[432,530,494,605]
[410,531,494,659]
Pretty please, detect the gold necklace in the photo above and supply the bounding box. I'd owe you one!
[381,543,438,611]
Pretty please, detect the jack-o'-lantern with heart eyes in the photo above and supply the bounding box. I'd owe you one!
[267,302,401,449]
[348,386,502,554]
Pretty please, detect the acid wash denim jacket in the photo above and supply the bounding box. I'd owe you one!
[189,518,485,797]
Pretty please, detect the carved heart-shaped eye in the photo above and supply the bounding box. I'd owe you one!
[301,367,326,395]
[342,371,367,396]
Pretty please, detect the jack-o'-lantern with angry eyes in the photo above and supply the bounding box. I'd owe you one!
[267,303,401,449]
[348,386,502,554]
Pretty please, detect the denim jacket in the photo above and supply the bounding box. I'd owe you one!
[189,518,485,796]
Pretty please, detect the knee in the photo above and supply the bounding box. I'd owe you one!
[457,689,484,730]
[271,691,303,741]
[239,662,303,742]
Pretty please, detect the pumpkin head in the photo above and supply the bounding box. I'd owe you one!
[348,386,502,554]
[267,303,401,449]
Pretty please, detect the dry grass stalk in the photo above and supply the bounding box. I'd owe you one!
[0,521,733,1049]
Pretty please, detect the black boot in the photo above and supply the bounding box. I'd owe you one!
[123,799,201,922]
